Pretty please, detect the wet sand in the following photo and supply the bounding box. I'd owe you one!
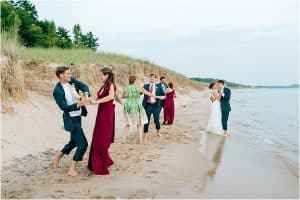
[1,91,298,199]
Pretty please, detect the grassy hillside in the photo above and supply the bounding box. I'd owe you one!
[19,47,140,65]
[1,33,205,113]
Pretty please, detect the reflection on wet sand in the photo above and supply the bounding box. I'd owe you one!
[199,133,226,179]
[179,132,227,195]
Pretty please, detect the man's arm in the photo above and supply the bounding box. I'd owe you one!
[222,88,231,101]
[143,84,148,96]
[53,89,80,112]
[71,77,90,94]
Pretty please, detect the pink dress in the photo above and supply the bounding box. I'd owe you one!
[88,83,116,175]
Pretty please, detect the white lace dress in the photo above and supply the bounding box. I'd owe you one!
[206,90,223,135]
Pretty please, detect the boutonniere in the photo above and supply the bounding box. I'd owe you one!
[70,83,81,99]
[155,86,158,89]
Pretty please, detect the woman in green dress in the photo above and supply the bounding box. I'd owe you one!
[121,75,155,144]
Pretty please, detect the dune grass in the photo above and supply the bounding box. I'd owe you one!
[18,47,142,65]
[1,31,21,60]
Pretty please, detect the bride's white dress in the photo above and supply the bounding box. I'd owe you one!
[206,91,223,135]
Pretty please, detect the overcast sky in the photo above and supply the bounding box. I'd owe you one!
[32,0,299,86]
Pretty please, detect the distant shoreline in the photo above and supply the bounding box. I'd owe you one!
[190,77,299,89]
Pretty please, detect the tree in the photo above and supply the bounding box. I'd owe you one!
[2,0,100,50]
[38,20,56,47]
[72,24,83,48]
[26,23,45,47]
[11,0,39,46]
[1,1,20,32]
[56,26,72,49]
[81,31,99,51]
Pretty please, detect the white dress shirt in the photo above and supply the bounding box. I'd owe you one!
[161,83,166,93]
[221,86,225,97]
[61,83,81,117]
[149,83,156,104]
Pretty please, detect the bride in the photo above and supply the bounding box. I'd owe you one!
[206,82,224,135]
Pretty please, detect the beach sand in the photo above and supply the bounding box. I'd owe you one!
[1,90,298,199]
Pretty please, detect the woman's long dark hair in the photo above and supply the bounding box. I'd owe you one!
[101,67,114,89]
[209,82,216,89]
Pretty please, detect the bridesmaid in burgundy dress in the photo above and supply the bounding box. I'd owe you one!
[88,67,116,175]
[163,82,176,125]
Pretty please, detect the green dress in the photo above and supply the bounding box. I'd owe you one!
[123,84,148,126]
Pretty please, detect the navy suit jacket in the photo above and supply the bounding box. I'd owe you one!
[159,82,168,95]
[142,83,165,108]
[53,77,90,132]
[221,87,231,112]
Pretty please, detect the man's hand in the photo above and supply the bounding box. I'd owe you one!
[77,97,91,107]
[77,100,84,107]
[83,96,92,103]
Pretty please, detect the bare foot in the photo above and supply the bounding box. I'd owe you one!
[137,139,143,144]
[143,134,149,141]
[53,152,63,169]
[157,131,161,137]
[68,168,78,177]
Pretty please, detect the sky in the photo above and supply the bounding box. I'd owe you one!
[32,0,299,86]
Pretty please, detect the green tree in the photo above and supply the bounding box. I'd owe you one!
[81,31,99,51]
[27,23,46,46]
[1,1,20,32]
[56,26,72,49]
[72,24,83,48]
[38,20,56,47]
[11,0,39,46]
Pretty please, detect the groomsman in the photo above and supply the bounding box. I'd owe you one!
[142,74,165,140]
[159,76,168,113]
[52,66,90,176]
[217,80,231,136]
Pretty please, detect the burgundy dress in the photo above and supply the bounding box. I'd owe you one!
[88,83,116,175]
[163,90,175,125]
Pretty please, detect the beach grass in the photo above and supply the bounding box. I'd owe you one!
[19,47,141,65]
[1,31,21,60]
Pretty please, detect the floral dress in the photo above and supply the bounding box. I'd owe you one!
[124,84,148,126]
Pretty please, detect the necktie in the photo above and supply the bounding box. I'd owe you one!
[148,84,153,103]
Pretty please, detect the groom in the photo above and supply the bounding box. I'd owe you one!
[52,66,90,176]
[142,74,165,140]
[217,80,231,136]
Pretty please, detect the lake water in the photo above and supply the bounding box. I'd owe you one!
[231,88,299,171]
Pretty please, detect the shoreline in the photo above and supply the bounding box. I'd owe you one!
[1,90,298,199]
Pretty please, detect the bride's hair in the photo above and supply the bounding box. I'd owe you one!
[209,82,216,89]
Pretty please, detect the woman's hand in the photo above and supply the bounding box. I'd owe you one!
[91,98,100,104]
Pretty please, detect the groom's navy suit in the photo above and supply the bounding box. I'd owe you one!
[142,83,165,133]
[53,77,89,161]
[220,87,231,130]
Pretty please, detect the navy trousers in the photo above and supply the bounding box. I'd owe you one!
[221,111,230,130]
[61,116,88,161]
[144,104,161,133]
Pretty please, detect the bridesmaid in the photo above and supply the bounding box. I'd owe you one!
[88,67,116,175]
[163,82,176,125]
[121,75,154,144]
